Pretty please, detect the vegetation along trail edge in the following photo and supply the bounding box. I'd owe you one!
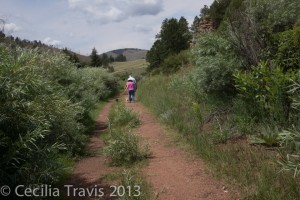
[66,100,117,200]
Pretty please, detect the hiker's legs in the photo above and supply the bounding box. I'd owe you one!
[129,90,134,102]
[131,90,135,102]
[128,91,132,102]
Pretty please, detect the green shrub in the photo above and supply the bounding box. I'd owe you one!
[160,50,190,74]
[104,102,147,166]
[251,0,300,34]
[249,126,280,147]
[192,33,243,96]
[109,103,140,128]
[34,52,118,114]
[277,74,300,177]
[234,61,295,125]
[0,46,118,190]
[104,129,148,166]
[0,47,82,187]
[274,26,300,71]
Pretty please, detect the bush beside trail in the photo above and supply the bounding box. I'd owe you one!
[138,1,300,196]
[104,103,148,166]
[0,46,118,190]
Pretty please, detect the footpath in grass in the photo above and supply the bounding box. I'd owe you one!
[65,100,151,200]
[124,95,234,200]
[65,100,118,200]
[65,96,235,200]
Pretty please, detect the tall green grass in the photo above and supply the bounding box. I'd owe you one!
[138,75,300,199]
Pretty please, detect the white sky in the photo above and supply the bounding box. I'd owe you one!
[0,0,214,55]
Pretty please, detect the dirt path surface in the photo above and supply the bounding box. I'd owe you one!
[67,97,233,200]
[66,100,117,200]
[125,97,233,200]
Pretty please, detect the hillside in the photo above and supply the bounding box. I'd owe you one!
[0,32,147,65]
[111,59,148,77]
[104,48,148,61]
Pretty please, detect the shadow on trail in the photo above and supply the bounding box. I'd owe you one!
[64,100,118,200]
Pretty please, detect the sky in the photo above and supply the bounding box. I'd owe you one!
[0,0,214,55]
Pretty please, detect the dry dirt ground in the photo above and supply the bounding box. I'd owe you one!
[66,97,234,200]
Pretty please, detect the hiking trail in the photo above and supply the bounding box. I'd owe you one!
[67,97,234,199]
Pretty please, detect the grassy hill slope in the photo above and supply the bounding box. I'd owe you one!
[111,59,148,77]
[105,48,148,61]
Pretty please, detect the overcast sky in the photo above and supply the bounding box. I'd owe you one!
[0,0,214,55]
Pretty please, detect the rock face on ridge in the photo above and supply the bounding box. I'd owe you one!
[196,18,214,36]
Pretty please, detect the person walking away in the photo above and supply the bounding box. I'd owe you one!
[125,79,135,103]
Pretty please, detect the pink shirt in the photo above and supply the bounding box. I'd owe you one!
[127,81,135,91]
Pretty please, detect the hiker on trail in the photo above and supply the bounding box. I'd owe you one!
[125,75,137,103]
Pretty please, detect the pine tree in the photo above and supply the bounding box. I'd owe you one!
[146,16,191,71]
[90,47,101,67]
[102,53,109,67]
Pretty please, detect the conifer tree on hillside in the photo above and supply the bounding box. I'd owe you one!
[109,55,114,62]
[101,53,109,67]
[90,47,102,67]
[191,16,200,33]
[146,17,191,71]
[209,0,232,29]
[62,48,81,67]
[115,54,127,62]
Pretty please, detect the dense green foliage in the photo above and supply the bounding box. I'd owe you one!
[90,47,123,68]
[108,103,140,128]
[0,46,118,192]
[146,17,191,73]
[138,73,300,199]
[192,33,242,96]
[234,61,295,125]
[62,47,81,67]
[90,47,102,67]
[209,0,232,28]
[274,26,300,71]
[115,54,127,62]
[139,0,300,198]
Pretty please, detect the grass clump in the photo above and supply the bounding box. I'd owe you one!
[117,170,151,200]
[104,129,149,166]
[104,102,148,166]
[109,103,140,128]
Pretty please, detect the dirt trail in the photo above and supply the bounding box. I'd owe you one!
[67,97,233,200]
[66,100,117,200]
[125,97,232,200]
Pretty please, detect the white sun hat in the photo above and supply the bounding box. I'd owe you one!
[128,75,136,83]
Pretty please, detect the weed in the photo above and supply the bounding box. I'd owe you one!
[104,129,149,166]
[104,103,148,166]
[117,170,151,200]
[109,103,140,128]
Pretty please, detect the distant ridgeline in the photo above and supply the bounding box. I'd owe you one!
[0,31,89,67]
[0,31,60,52]
[105,48,148,61]
[0,32,148,67]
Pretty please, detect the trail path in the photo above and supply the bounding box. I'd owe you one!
[67,97,234,200]
[125,97,232,200]
[67,100,117,200]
